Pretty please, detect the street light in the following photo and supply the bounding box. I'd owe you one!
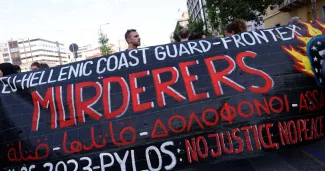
[99,23,110,32]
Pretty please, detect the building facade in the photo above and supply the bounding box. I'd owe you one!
[18,38,69,67]
[74,44,93,61]
[187,0,207,24]
[179,10,190,28]
[264,0,325,28]
[0,43,11,63]
[8,40,21,65]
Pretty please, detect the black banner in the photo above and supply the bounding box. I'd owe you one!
[1,19,325,171]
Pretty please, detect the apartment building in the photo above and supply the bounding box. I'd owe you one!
[264,0,325,28]
[187,0,207,24]
[18,38,69,67]
[8,40,21,65]
[0,43,11,63]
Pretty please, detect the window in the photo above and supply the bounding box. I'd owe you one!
[4,58,10,62]
[3,53,9,57]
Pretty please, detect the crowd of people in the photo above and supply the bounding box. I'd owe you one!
[0,16,303,78]
[0,61,50,77]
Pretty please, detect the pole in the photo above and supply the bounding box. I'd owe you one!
[311,0,318,20]
[56,41,62,65]
[200,0,209,35]
[28,38,33,61]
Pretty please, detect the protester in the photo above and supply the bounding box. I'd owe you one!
[179,28,190,42]
[288,16,301,26]
[31,62,41,71]
[40,63,50,69]
[188,32,203,40]
[225,19,248,37]
[13,65,21,73]
[0,63,17,77]
[125,29,141,50]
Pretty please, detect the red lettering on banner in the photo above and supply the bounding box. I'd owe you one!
[109,122,136,146]
[185,138,198,163]
[219,132,234,154]
[31,87,56,131]
[299,93,308,112]
[319,116,324,137]
[129,70,154,112]
[237,101,254,118]
[296,119,306,142]
[320,90,325,109]
[151,119,169,138]
[220,103,237,124]
[241,126,253,151]
[208,133,222,157]
[278,122,290,146]
[303,119,313,141]
[269,96,284,114]
[57,85,76,128]
[236,51,273,93]
[187,112,205,132]
[201,108,219,127]
[168,115,186,133]
[152,67,186,107]
[254,97,271,116]
[310,118,317,139]
[266,124,278,149]
[306,91,317,111]
[204,55,245,96]
[179,61,209,102]
[75,82,102,124]
[196,136,209,159]
[258,124,271,149]
[278,116,325,146]
[231,128,244,154]
[102,77,130,119]
[252,125,262,150]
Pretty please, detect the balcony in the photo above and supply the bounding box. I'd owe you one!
[279,0,310,12]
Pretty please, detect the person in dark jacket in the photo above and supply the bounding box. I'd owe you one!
[0,63,17,77]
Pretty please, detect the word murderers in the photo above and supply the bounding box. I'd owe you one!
[31,51,274,131]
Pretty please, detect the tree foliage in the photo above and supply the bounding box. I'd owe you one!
[172,22,184,42]
[188,19,205,35]
[98,29,112,56]
[206,0,283,32]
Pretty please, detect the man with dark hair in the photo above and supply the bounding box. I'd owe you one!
[179,28,189,42]
[40,63,50,69]
[13,65,21,72]
[125,29,141,50]
[31,62,40,71]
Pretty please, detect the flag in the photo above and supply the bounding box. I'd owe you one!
[308,35,325,87]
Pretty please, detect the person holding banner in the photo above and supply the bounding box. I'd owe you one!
[125,29,141,50]
[0,63,17,77]
[225,19,248,37]
[179,28,190,42]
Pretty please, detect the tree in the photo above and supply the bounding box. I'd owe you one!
[188,19,204,35]
[172,21,184,42]
[98,29,112,56]
[206,0,283,33]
